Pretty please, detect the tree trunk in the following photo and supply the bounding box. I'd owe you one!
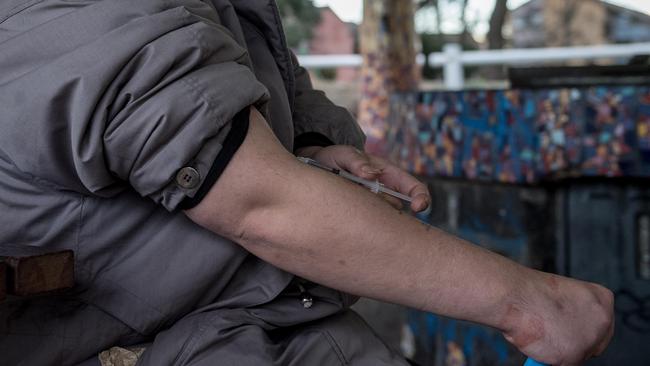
[459,0,470,46]
[484,0,509,79]
[487,0,508,50]
[358,0,418,155]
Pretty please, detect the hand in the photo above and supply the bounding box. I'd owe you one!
[295,145,430,212]
[501,272,614,366]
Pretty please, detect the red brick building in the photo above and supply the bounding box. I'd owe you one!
[309,7,358,82]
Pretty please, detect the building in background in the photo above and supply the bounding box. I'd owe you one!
[309,7,358,82]
[607,2,650,43]
[511,0,650,48]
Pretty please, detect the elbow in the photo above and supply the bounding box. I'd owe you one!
[183,157,300,252]
[183,173,278,245]
[183,105,300,245]
[185,199,294,268]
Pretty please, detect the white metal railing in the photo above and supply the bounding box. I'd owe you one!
[297,54,364,68]
[297,42,650,90]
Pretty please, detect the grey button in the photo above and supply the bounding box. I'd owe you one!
[176,167,200,189]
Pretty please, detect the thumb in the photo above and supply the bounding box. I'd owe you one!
[333,147,382,180]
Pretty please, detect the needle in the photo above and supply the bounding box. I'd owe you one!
[297,157,413,203]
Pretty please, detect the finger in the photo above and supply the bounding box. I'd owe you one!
[410,191,431,213]
[368,156,431,212]
[380,167,430,212]
[331,147,382,180]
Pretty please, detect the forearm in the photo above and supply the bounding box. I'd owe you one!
[187,108,530,331]
[243,163,529,329]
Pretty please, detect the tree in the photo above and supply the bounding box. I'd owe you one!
[481,0,509,79]
[276,0,321,52]
[487,0,508,50]
[417,0,472,44]
[418,0,509,51]
[418,0,479,79]
[358,0,418,155]
[418,0,443,35]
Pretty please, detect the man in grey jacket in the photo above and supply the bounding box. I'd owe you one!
[0,0,612,365]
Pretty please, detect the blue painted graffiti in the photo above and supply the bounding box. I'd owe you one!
[408,310,511,365]
[373,86,650,183]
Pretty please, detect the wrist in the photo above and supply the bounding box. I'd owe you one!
[495,265,539,333]
[497,267,556,352]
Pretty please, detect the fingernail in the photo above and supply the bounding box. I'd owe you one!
[414,198,429,211]
[362,165,380,174]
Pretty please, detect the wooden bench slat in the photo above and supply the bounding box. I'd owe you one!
[0,244,74,297]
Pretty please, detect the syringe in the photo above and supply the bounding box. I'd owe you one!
[297,157,413,203]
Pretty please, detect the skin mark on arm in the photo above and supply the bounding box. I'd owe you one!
[419,221,433,231]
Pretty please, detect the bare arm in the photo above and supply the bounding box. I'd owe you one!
[186,108,613,366]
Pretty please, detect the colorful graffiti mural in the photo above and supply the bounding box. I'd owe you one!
[407,310,517,366]
[369,87,650,183]
[404,180,552,366]
[371,86,650,365]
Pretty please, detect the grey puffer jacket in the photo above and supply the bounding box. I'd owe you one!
[0,0,364,363]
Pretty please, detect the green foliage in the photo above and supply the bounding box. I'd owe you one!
[277,0,321,51]
[318,68,337,80]
[420,33,478,79]
[420,33,445,79]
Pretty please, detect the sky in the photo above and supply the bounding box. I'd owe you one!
[312,0,650,38]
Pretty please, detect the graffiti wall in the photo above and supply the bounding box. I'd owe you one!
[404,180,554,366]
[368,86,650,365]
[370,87,650,183]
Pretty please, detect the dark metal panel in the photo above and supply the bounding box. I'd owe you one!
[564,183,650,365]
[409,179,553,366]
[566,184,622,290]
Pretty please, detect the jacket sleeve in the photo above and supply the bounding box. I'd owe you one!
[290,52,366,151]
[0,0,268,211]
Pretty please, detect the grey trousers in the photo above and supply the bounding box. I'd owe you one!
[1,282,410,366]
[137,282,411,366]
[139,309,408,366]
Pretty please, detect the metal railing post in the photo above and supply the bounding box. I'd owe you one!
[443,43,464,90]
